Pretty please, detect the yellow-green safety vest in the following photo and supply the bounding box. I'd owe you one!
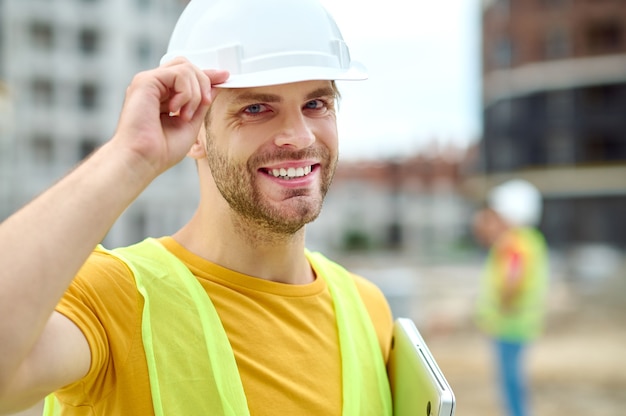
[44,238,392,415]
[475,227,548,341]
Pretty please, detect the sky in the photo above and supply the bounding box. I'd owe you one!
[318,0,482,161]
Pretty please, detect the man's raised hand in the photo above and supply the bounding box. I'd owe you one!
[113,58,229,176]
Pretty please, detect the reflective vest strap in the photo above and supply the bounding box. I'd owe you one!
[109,238,249,416]
[306,251,393,416]
[42,393,61,416]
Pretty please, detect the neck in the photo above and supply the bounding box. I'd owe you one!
[173,207,315,285]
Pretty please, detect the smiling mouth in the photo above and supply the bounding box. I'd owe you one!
[265,165,315,180]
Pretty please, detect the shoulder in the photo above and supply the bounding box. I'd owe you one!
[305,250,394,359]
[307,250,392,321]
[509,227,548,258]
[57,246,140,340]
[350,272,394,361]
[350,272,390,314]
[58,246,140,358]
[71,247,137,295]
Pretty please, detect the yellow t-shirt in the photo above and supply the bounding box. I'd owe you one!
[54,237,393,415]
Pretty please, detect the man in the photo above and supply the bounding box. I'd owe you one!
[0,0,393,414]
[473,179,549,416]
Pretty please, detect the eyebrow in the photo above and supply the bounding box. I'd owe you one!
[229,86,337,106]
[230,92,282,105]
[305,86,337,101]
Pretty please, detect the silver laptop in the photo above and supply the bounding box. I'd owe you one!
[388,318,455,416]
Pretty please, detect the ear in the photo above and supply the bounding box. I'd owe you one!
[187,125,207,160]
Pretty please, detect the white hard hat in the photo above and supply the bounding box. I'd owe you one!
[160,0,367,88]
[488,179,543,227]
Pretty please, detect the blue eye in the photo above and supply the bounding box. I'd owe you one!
[244,104,266,114]
[305,100,323,109]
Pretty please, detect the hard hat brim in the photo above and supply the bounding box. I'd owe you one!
[213,62,368,88]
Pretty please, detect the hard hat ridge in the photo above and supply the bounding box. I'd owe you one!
[161,0,368,88]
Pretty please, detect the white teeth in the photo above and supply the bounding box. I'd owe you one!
[269,165,313,179]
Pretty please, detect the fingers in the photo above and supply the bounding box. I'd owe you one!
[158,58,229,122]
[168,67,207,120]
[203,69,230,86]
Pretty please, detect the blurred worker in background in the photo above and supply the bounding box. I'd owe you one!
[472,179,549,416]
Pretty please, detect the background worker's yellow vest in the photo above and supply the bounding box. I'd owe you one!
[475,227,548,341]
[44,238,391,415]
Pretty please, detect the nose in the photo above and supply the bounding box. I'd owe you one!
[273,110,316,149]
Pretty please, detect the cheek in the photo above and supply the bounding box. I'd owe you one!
[225,132,266,165]
[316,118,339,148]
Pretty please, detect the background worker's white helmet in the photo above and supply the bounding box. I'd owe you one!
[488,179,543,227]
[160,0,367,88]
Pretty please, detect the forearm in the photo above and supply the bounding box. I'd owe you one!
[0,140,153,385]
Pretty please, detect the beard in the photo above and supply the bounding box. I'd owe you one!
[205,139,337,236]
